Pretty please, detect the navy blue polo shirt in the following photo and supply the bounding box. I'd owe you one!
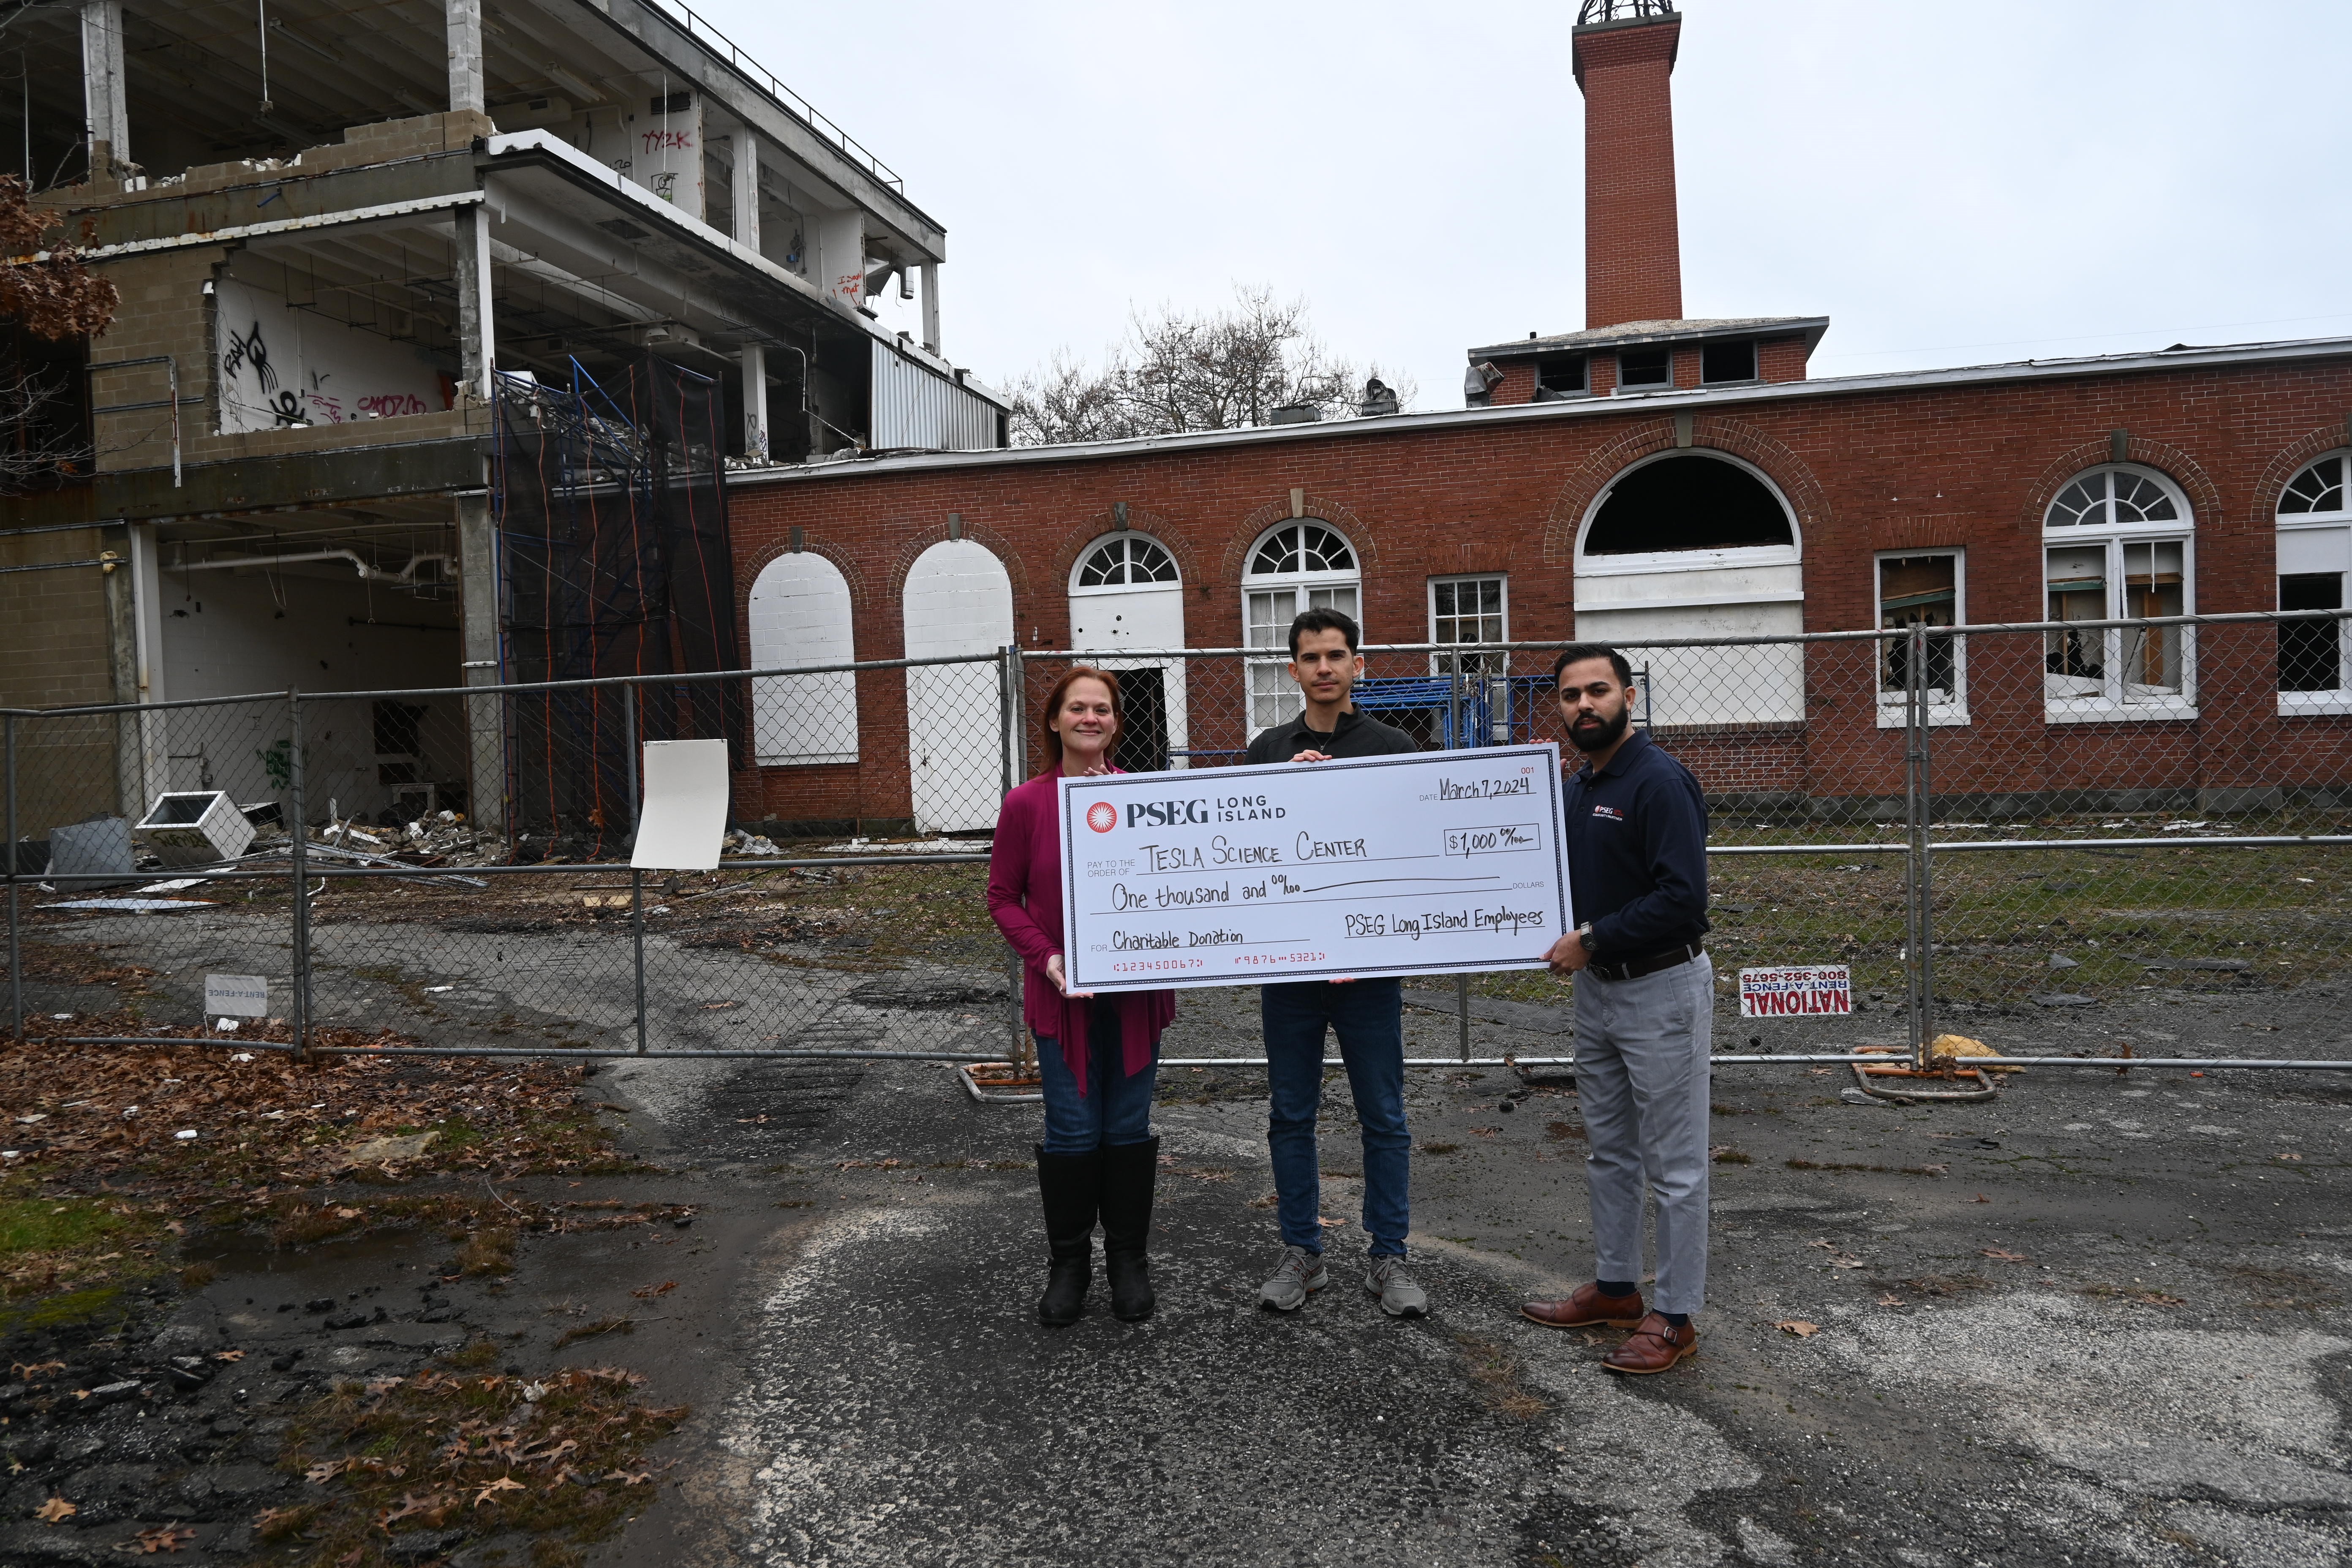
[1560,729,1711,959]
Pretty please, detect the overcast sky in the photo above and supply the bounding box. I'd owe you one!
[705,0,2352,409]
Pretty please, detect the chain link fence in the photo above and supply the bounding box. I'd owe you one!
[5,611,2347,1073]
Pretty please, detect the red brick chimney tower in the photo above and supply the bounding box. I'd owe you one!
[1574,0,1684,329]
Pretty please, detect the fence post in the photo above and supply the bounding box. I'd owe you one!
[1903,625,1936,1069]
[288,689,311,1062]
[627,683,648,1056]
[1002,645,1031,1072]
[1448,647,1472,1064]
[5,713,19,1044]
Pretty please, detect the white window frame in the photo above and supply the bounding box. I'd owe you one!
[1873,549,1968,729]
[2040,465,2197,724]
[1069,532,1182,596]
[2276,451,2352,717]
[1427,574,1508,679]
[1241,521,1361,736]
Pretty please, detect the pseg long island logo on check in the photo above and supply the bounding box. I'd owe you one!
[1056,744,1573,992]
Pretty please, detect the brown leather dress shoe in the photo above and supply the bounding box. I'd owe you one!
[1521,1281,1647,1330]
[1601,1312,1698,1375]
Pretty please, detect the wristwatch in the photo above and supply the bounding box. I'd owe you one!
[1576,922,1596,957]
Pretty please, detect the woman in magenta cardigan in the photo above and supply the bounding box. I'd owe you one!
[986,666,1177,1326]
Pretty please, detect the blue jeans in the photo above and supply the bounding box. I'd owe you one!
[1262,978,1410,1257]
[1037,997,1158,1154]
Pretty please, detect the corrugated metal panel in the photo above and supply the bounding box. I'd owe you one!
[871,342,1001,451]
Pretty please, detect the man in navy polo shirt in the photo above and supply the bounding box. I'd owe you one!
[1522,643,1713,1374]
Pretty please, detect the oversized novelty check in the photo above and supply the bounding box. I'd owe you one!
[1057,743,1571,992]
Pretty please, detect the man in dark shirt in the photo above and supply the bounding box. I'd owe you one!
[1522,643,1715,1373]
[1245,608,1429,1319]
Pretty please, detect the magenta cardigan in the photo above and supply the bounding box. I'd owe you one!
[986,770,1176,1091]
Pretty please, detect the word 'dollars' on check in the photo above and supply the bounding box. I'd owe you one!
[1057,745,1573,992]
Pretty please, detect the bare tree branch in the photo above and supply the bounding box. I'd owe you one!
[1005,285,1416,446]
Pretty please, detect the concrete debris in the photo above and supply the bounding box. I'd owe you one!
[819,836,987,855]
[2032,993,2099,1007]
[346,1131,439,1165]
[2047,953,2080,970]
[725,830,783,856]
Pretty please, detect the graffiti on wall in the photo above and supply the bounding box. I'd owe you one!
[215,277,448,435]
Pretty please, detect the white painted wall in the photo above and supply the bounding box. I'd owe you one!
[215,277,447,433]
[150,564,461,824]
[747,552,858,765]
[902,539,1011,832]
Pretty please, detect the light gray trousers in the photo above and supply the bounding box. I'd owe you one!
[1572,952,1713,1315]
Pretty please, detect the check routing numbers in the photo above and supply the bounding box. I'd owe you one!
[1059,744,1571,991]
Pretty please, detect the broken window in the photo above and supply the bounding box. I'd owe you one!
[1583,455,1796,555]
[1616,347,1671,388]
[2041,466,2196,718]
[1244,523,1360,734]
[1878,553,1961,711]
[2277,453,2351,708]
[1700,340,1756,383]
[1535,354,1587,398]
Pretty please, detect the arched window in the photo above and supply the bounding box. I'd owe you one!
[1069,534,1190,770]
[1241,522,1360,732]
[2277,451,2350,710]
[1572,453,1804,726]
[902,539,1013,831]
[747,552,858,765]
[2042,464,2195,719]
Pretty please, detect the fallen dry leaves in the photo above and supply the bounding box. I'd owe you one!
[1774,1320,1820,1338]
[127,1523,197,1554]
[631,1280,678,1299]
[1981,1248,2031,1263]
[34,1496,75,1524]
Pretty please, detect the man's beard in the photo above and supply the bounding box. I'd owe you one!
[1568,705,1629,754]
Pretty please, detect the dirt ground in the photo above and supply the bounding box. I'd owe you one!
[3,870,2349,1567]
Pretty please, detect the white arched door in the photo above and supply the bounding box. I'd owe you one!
[747,553,858,765]
[903,539,1013,832]
[1068,534,1189,771]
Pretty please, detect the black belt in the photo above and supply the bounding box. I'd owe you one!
[1587,942,1704,983]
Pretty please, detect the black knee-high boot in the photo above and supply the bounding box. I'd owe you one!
[1035,1144,1102,1326]
[1099,1136,1160,1322]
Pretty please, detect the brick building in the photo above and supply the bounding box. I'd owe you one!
[719,0,2352,834]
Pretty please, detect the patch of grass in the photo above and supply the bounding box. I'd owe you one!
[2077,1282,2184,1307]
[1543,1122,1584,1142]
[269,1361,686,1568]
[180,1260,218,1290]
[1418,1142,1460,1156]
[1451,1332,1547,1421]
[1785,1158,1948,1176]
[553,1315,634,1350]
[1711,1148,1753,1165]
[0,1186,167,1307]
[454,1227,517,1277]
[0,1282,127,1335]
[1897,1274,1991,1298]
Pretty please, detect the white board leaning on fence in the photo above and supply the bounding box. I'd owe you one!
[632,740,730,871]
[1057,743,1572,993]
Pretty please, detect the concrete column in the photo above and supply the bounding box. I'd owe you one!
[452,203,495,399]
[446,0,484,116]
[817,209,864,308]
[728,126,760,252]
[80,0,129,174]
[455,492,507,838]
[740,343,768,462]
[920,262,940,355]
[101,530,141,818]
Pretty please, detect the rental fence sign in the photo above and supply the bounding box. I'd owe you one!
[1738,965,1853,1018]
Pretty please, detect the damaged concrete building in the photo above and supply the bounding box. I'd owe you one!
[3,0,1006,837]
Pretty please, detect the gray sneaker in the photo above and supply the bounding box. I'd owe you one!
[1364,1255,1429,1318]
[1258,1244,1329,1312]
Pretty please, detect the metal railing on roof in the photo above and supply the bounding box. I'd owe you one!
[641,0,905,193]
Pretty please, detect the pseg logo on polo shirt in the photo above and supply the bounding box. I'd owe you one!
[1590,804,1625,821]
[1086,802,1118,833]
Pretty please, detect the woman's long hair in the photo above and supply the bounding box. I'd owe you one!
[1040,665,1124,772]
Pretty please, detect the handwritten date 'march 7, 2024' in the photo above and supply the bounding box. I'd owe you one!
[1055,744,1573,993]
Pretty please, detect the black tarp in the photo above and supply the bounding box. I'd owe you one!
[493,357,743,851]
